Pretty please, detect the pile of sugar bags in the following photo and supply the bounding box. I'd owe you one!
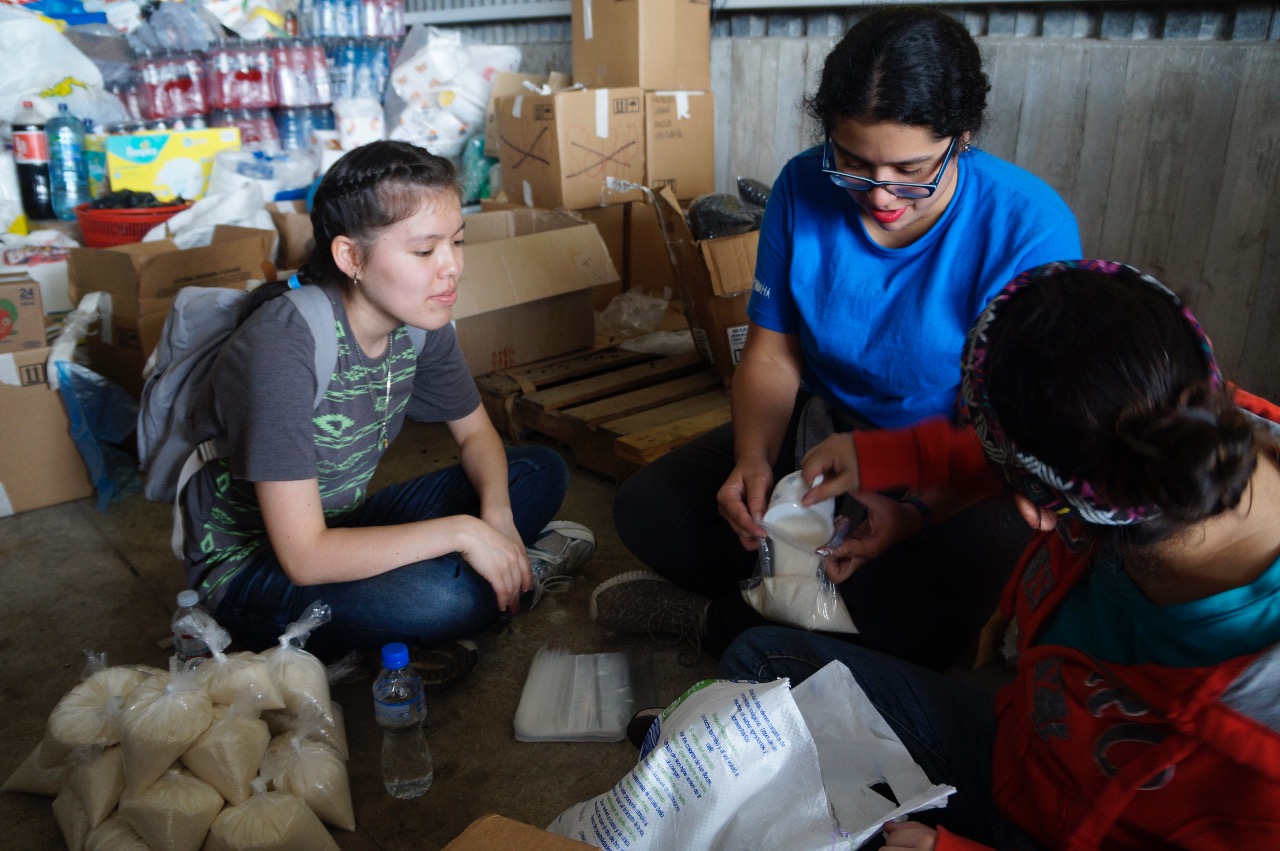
[2,602,354,851]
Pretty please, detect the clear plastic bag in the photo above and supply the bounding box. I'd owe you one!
[740,471,857,633]
[259,601,335,727]
[178,608,287,712]
[259,727,355,831]
[179,698,271,805]
[205,777,339,851]
[119,659,214,795]
[117,767,224,851]
[42,651,150,766]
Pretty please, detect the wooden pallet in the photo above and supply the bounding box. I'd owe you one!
[475,347,731,480]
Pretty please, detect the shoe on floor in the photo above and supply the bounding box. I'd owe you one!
[527,520,596,607]
[409,639,479,695]
[589,569,709,643]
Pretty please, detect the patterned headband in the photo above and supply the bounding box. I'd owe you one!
[958,259,1222,526]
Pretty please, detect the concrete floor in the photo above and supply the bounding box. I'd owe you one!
[0,420,718,849]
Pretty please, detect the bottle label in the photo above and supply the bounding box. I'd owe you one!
[375,693,425,727]
[13,131,50,165]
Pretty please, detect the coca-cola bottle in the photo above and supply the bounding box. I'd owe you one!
[12,100,54,221]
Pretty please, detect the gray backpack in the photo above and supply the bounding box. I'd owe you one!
[137,282,424,557]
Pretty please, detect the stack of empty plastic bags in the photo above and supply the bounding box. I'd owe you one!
[2,602,354,850]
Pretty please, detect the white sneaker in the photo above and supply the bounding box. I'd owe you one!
[527,521,596,607]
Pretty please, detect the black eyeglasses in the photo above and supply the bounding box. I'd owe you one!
[821,136,958,199]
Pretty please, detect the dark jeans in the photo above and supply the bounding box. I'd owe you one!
[216,445,568,658]
[718,627,1043,849]
[614,420,1027,668]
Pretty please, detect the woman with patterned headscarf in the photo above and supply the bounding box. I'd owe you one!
[720,260,1280,849]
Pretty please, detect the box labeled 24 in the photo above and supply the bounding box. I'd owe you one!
[0,274,46,355]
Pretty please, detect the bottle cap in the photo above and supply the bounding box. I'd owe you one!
[381,642,409,670]
[177,589,200,607]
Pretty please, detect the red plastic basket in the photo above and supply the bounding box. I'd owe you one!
[74,202,191,248]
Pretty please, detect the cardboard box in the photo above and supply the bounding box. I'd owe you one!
[66,226,276,396]
[579,201,677,301]
[444,814,594,850]
[494,87,647,211]
[645,90,715,201]
[454,207,619,374]
[656,186,756,382]
[573,0,711,91]
[267,200,315,271]
[483,71,572,158]
[0,347,95,516]
[106,127,243,201]
[0,273,46,354]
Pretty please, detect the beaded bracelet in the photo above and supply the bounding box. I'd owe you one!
[899,494,934,535]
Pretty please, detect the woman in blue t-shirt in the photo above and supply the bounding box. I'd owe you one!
[595,8,1082,669]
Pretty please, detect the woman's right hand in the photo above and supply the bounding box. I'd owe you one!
[455,516,531,613]
[717,458,774,551]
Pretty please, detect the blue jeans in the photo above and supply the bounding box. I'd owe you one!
[215,446,568,658]
[718,627,1042,850]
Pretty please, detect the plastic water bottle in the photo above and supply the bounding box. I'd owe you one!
[171,590,212,663]
[373,642,433,799]
[46,104,91,221]
[12,101,54,221]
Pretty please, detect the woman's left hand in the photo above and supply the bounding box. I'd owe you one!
[882,820,937,850]
[821,492,926,584]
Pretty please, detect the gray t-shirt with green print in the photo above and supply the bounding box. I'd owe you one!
[181,283,479,606]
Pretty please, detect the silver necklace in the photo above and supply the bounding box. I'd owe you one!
[352,332,393,450]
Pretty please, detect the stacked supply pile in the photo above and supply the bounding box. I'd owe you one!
[1,603,353,850]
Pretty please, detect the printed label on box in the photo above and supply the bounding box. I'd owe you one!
[534,104,555,121]
[612,96,641,114]
[17,360,46,386]
[726,323,750,365]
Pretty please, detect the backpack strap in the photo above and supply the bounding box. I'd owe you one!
[171,282,427,560]
[283,282,427,399]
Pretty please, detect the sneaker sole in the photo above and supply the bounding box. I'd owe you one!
[540,520,596,546]
[588,568,671,622]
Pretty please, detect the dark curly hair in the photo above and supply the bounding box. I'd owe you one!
[984,268,1261,549]
[805,7,990,141]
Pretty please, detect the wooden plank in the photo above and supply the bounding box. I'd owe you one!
[517,352,705,413]
[473,347,658,398]
[599,388,730,438]
[562,371,722,427]
[614,406,734,467]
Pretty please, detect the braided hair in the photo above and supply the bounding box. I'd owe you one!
[303,140,461,287]
[238,141,460,322]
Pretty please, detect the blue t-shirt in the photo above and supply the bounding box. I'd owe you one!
[1038,550,1280,667]
[750,146,1081,428]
